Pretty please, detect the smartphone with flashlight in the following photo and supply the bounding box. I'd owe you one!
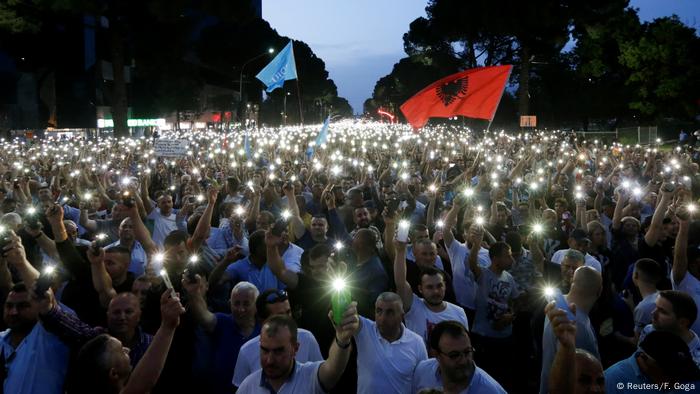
[546,287,575,321]
[396,220,410,243]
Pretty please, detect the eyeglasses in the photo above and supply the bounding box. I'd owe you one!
[438,347,476,361]
[265,289,288,304]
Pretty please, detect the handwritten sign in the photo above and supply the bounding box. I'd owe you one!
[154,139,189,157]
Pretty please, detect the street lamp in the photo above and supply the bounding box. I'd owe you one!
[239,47,274,121]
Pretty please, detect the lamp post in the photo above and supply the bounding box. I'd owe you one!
[238,47,274,123]
[283,91,291,125]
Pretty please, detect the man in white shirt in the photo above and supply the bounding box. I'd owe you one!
[144,194,187,247]
[354,292,428,394]
[550,229,602,272]
[412,321,506,393]
[237,308,359,394]
[233,289,322,387]
[393,239,468,345]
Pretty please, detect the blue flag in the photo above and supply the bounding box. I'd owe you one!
[306,116,331,159]
[256,41,298,93]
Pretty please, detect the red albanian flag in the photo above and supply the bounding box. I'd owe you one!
[400,65,512,130]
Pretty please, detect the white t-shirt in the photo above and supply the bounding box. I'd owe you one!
[281,243,304,273]
[472,269,521,338]
[354,316,427,394]
[672,272,700,335]
[232,328,322,387]
[147,208,181,247]
[405,296,469,345]
[236,360,325,394]
[446,239,490,310]
[412,358,506,394]
[633,292,659,334]
[550,249,602,272]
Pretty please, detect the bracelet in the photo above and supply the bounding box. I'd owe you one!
[34,231,44,239]
[335,336,351,349]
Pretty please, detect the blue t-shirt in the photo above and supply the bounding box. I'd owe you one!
[210,314,260,394]
[224,256,286,293]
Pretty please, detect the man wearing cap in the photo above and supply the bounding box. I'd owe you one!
[550,229,602,272]
[605,330,700,393]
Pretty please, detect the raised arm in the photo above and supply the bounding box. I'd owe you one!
[3,231,40,288]
[467,225,484,279]
[392,239,414,312]
[121,290,184,394]
[282,182,306,240]
[79,200,98,232]
[318,302,359,391]
[672,206,691,285]
[546,301,578,394]
[190,187,219,252]
[265,231,298,289]
[611,190,629,231]
[125,205,157,256]
[382,209,397,263]
[181,275,217,332]
[87,245,117,308]
[140,175,154,215]
[643,184,672,247]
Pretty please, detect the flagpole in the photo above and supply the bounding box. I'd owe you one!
[295,79,304,126]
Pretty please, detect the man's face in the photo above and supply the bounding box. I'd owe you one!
[119,219,134,242]
[37,188,52,202]
[436,333,474,383]
[105,337,132,380]
[3,291,38,331]
[309,217,328,239]
[622,220,640,237]
[165,241,189,273]
[494,246,514,270]
[157,195,173,215]
[652,296,680,332]
[575,353,605,394]
[353,208,370,228]
[112,204,128,222]
[104,252,130,281]
[256,215,272,231]
[375,300,403,340]
[414,243,437,268]
[107,295,141,338]
[311,184,324,199]
[561,257,583,287]
[259,326,298,381]
[419,274,445,306]
[266,300,292,317]
[230,289,257,323]
[411,229,429,242]
[496,209,507,225]
[308,256,329,279]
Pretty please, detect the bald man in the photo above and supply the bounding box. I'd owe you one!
[540,267,602,394]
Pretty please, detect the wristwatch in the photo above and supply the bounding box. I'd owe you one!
[335,336,351,349]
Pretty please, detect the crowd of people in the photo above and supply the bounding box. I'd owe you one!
[0,121,699,393]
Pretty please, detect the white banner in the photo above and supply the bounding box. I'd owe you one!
[154,139,189,157]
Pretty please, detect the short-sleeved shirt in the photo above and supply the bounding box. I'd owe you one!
[446,240,490,310]
[508,248,543,293]
[281,243,304,273]
[672,272,700,335]
[147,208,183,247]
[412,358,507,394]
[233,328,323,387]
[472,268,521,338]
[633,292,658,334]
[237,360,325,394]
[224,257,286,294]
[405,296,469,345]
[207,314,261,394]
[604,355,652,394]
[354,316,428,394]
